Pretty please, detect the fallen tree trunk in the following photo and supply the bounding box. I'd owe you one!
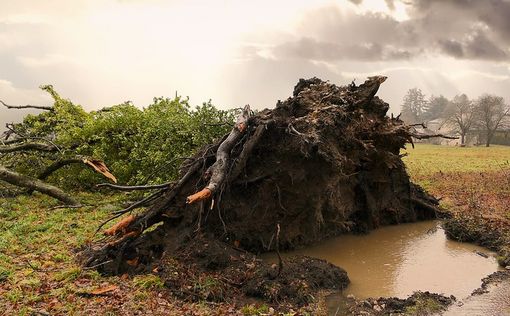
[0,165,78,205]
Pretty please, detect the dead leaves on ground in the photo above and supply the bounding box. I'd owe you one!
[77,284,119,297]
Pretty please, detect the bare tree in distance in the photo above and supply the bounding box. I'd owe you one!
[444,94,476,146]
[475,94,510,147]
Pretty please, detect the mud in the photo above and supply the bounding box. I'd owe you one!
[144,234,349,306]
[338,291,455,316]
[472,270,510,295]
[441,271,510,316]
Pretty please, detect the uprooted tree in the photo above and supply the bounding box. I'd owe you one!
[81,76,450,289]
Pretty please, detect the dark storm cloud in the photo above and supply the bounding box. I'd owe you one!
[273,37,412,61]
[258,0,510,62]
[438,39,464,59]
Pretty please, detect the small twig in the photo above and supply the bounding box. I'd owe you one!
[96,182,173,191]
[195,200,204,232]
[408,123,427,128]
[48,204,86,210]
[274,223,283,279]
[83,259,114,270]
[217,183,228,235]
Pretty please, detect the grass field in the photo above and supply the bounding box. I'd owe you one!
[403,144,510,177]
[1,144,509,315]
[403,144,510,220]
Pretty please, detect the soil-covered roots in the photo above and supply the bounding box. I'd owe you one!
[79,76,444,306]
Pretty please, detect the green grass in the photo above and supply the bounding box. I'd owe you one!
[0,191,236,315]
[0,191,133,315]
[402,144,510,177]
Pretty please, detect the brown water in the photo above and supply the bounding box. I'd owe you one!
[263,221,500,299]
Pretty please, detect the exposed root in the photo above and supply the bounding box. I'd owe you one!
[104,214,136,236]
[186,188,212,204]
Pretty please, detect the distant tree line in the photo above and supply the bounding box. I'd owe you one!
[400,88,510,146]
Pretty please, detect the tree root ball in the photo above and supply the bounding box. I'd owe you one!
[79,77,441,305]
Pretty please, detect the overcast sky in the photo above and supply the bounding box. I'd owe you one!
[2,0,510,128]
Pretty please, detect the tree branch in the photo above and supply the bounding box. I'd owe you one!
[0,165,78,205]
[96,182,173,191]
[0,100,54,111]
[229,124,265,181]
[186,105,251,204]
[38,158,84,181]
[411,133,458,140]
[0,142,58,153]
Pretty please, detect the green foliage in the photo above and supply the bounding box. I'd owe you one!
[2,86,234,188]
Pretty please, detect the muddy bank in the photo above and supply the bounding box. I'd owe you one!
[327,272,510,316]
[132,234,350,309]
[443,215,510,267]
[336,291,455,316]
[334,271,510,316]
[472,270,510,295]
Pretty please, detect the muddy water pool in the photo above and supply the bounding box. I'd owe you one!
[264,221,500,300]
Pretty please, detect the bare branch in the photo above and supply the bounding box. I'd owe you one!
[411,133,458,140]
[38,158,84,180]
[96,182,173,191]
[0,142,57,153]
[1,100,54,111]
[0,165,78,205]
[186,104,251,205]
[408,123,427,128]
[229,124,266,181]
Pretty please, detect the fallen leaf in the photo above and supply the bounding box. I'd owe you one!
[86,284,119,296]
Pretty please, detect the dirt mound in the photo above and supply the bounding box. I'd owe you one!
[128,234,349,306]
[347,291,455,315]
[80,76,441,305]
